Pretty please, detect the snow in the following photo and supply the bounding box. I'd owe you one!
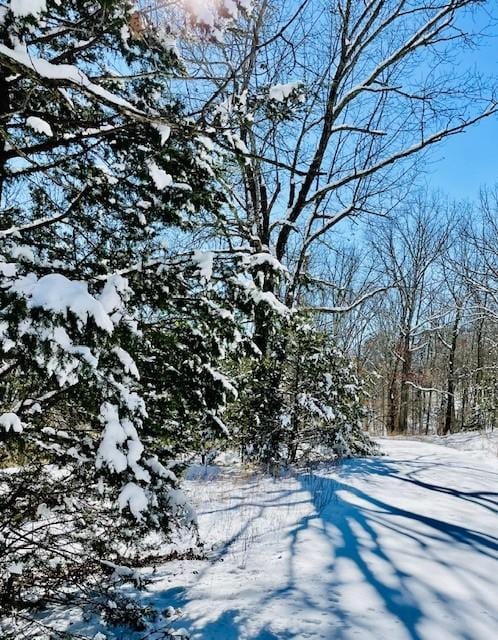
[5,437,497,637]
[50,325,98,368]
[147,160,173,189]
[99,274,129,314]
[204,364,238,398]
[10,0,46,17]
[232,275,289,315]
[111,378,146,415]
[220,0,239,19]
[184,463,222,481]
[245,251,287,274]
[141,438,498,639]
[6,562,24,575]
[197,135,215,151]
[155,123,171,145]
[145,455,177,482]
[96,403,151,491]
[96,403,129,474]
[252,289,289,314]
[0,261,16,277]
[269,82,300,102]
[26,115,53,137]
[188,4,216,28]
[10,244,35,262]
[113,346,140,379]
[0,412,23,433]
[0,44,138,114]
[180,0,251,29]
[192,250,214,282]
[118,482,149,521]
[424,429,498,463]
[11,273,114,332]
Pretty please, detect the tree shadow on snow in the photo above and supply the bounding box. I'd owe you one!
[152,455,498,640]
[337,455,498,515]
[289,456,498,639]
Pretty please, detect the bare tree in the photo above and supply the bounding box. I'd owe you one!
[359,189,498,437]
[368,193,452,433]
[161,0,497,346]
[145,1,498,438]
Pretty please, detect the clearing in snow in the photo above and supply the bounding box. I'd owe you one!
[145,438,498,640]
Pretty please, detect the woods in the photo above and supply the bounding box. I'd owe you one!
[361,189,498,435]
[0,1,497,639]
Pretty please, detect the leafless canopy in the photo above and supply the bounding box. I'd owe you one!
[163,0,496,308]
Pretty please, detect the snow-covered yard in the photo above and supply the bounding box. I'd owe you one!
[425,429,498,463]
[140,437,498,640]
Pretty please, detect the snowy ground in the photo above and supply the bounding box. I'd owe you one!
[424,429,498,463]
[139,437,498,640]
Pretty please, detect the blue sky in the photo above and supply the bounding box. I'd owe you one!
[426,8,498,201]
[428,116,497,200]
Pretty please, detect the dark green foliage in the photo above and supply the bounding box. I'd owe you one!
[231,316,377,467]
[0,2,378,637]
[0,1,245,635]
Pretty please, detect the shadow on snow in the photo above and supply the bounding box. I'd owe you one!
[153,455,498,640]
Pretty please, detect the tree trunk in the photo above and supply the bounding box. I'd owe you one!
[387,360,400,433]
[425,390,432,435]
[398,333,412,433]
[442,309,460,435]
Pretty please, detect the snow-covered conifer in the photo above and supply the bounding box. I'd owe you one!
[231,316,377,466]
[0,1,259,635]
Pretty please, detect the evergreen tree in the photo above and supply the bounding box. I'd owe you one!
[231,316,377,467]
[0,1,258,635]
[281,320,377,463]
